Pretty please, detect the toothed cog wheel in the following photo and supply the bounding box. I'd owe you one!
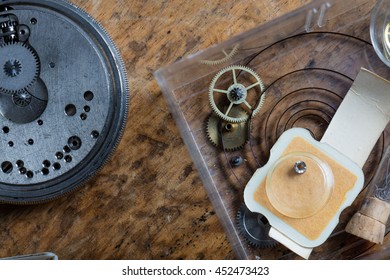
[0,42,40,93]
[206,107,249,151]
[209,65,265,123]
[237,204,278,248]
[0,1,128,204]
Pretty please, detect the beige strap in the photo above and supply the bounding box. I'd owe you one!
[321,68,390,168]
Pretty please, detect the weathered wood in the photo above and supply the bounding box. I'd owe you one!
[0,0,309,260]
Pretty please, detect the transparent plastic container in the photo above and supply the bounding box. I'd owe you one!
[266,152,334,219]
[155,0,390,259]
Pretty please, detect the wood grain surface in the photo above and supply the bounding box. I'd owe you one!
[0,0,312,259]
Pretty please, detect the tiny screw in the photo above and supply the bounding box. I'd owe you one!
[230,156,243,167]
[294,161,307,174]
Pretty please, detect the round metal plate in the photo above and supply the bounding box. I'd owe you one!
[0,0,128,203]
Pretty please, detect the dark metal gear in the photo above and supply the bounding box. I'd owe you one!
[206,107,249,151]
[0,42,40,93]
[237,204,279,248]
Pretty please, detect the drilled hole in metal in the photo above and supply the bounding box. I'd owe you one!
[2,126,9,133]
[19,167,27,175]
[68,136,82,150]
[64,155,72,163]
[1,161,13,173]
[28,139,34,145]
[26,170,34,178]
[37,119,43,125]
[91,130,99,139]
[63,146,71,153]
[42,160,51,168]
[53,162,61,170]
[80,113,87,120]
[16,160,24,168]
[65,104,76,116]
[49,62,55,68]
[30,18,37,25]
[55,152,64,159]
[8,141,14,147]
[84,91,94,101]
[41,168,49,175]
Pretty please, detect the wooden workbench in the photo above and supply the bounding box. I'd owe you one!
[4,0,372,260]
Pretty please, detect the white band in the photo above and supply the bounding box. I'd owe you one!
[321,68,390,168]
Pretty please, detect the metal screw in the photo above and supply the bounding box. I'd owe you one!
[230,156,243,167]
[294,161,307,174]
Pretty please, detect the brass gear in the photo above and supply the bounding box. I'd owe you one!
[206,106,249,151]
[209,65,265,123]
[200,44,239,65]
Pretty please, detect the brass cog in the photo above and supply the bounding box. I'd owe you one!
[206,107,249,151]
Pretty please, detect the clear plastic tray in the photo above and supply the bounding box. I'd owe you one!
[155,0,390,259]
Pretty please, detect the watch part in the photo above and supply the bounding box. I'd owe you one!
[0,41,40,93]
[200,44,239,65]
[0,0,128,204]
[209,65,265,123]
[206,107,249,151]
[237,204,278,249]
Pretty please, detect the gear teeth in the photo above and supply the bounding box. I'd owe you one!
[206,114,218,148]
[236,204,279,249]
[209,65,265,123]
[201,44,239,66]
[0,42,41,94]
[205,110,249,151]
[0,0,129,205]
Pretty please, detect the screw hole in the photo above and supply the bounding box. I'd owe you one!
[8,141,14,147]
[68,136,82,150]
[55,152,64,160]
[30,18,37,25]
[63,146,71,153]
[41,168,49,175]
[64,155,72,163]
[80,113,87,120]
[2,126,9,133]
[91,130,99,139]
[65,104,76,116]
[19,167,27,175]
[37,119,43,125]
[42,160,51,167]
[84,105,90,112]
[53,162,61,170]
[84,91,94,101]
[16,160,24,168]
[28,139,34,145]
[26,170,34,178]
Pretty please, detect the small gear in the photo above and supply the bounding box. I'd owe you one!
[209,65,265,123]
[200,44,239,65]
[12,90,32,107]
[206,106,249,151]
[0,42,40,93]
[4,59,22,77]
[237,204,278,248]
